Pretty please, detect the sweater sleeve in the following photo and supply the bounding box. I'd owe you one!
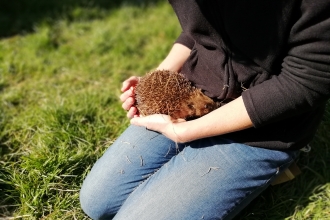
[175,31,195,50]
[242,0,330,128]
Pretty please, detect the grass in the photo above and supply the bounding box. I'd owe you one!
[0,0,329,219]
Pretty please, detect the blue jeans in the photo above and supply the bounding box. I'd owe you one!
[80,125,298,220]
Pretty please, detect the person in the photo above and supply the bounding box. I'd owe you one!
[80,0,330,219]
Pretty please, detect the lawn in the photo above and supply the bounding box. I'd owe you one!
[0,0,329,219]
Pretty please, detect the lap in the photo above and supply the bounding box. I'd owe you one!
[80,125,297,220]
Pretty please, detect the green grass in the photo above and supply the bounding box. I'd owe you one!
[0,0,329,219]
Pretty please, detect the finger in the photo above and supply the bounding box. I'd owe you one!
[127,107,139,119]
[122,97,136,111]
[130,114,166,127]
[119,87,134,102]
[172,118,186,123]
[130,116,147,126]
[121,76,139,92]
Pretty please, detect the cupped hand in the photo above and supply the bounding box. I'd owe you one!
[120,76,140,118]
[130,114,186,143]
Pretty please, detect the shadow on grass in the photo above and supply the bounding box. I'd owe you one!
[0,168,18,218]
[0,114,19,217]
[0,136,17,217]
[234,103,330,219]
[0,0,163,38]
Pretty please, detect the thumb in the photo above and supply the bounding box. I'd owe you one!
[171,118,186,123]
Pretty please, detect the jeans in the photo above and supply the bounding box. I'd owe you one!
[80,125,298,220]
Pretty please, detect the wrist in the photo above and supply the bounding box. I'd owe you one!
[172,121,191,143]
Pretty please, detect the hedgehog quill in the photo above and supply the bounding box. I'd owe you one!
[135,70,220,120]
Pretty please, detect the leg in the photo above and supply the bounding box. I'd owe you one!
[113,136,298,220]
[80,125,183,219]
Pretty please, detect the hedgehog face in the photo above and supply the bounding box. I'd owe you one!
[176,89,219,120]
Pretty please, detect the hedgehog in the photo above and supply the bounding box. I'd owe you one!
[134,70,220,120]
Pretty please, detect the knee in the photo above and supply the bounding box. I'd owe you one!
[79,182,103,219]
[79,179,116,220]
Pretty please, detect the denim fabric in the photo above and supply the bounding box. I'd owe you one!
[80,125,298,220]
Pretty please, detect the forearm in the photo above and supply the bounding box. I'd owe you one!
[157,43,191,72]
[174,96,253,143]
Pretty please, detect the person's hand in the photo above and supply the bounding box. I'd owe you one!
[120,76,140,118]
[130,114,186,143]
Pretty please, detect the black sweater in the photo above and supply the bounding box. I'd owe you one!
[169,0,330,150]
